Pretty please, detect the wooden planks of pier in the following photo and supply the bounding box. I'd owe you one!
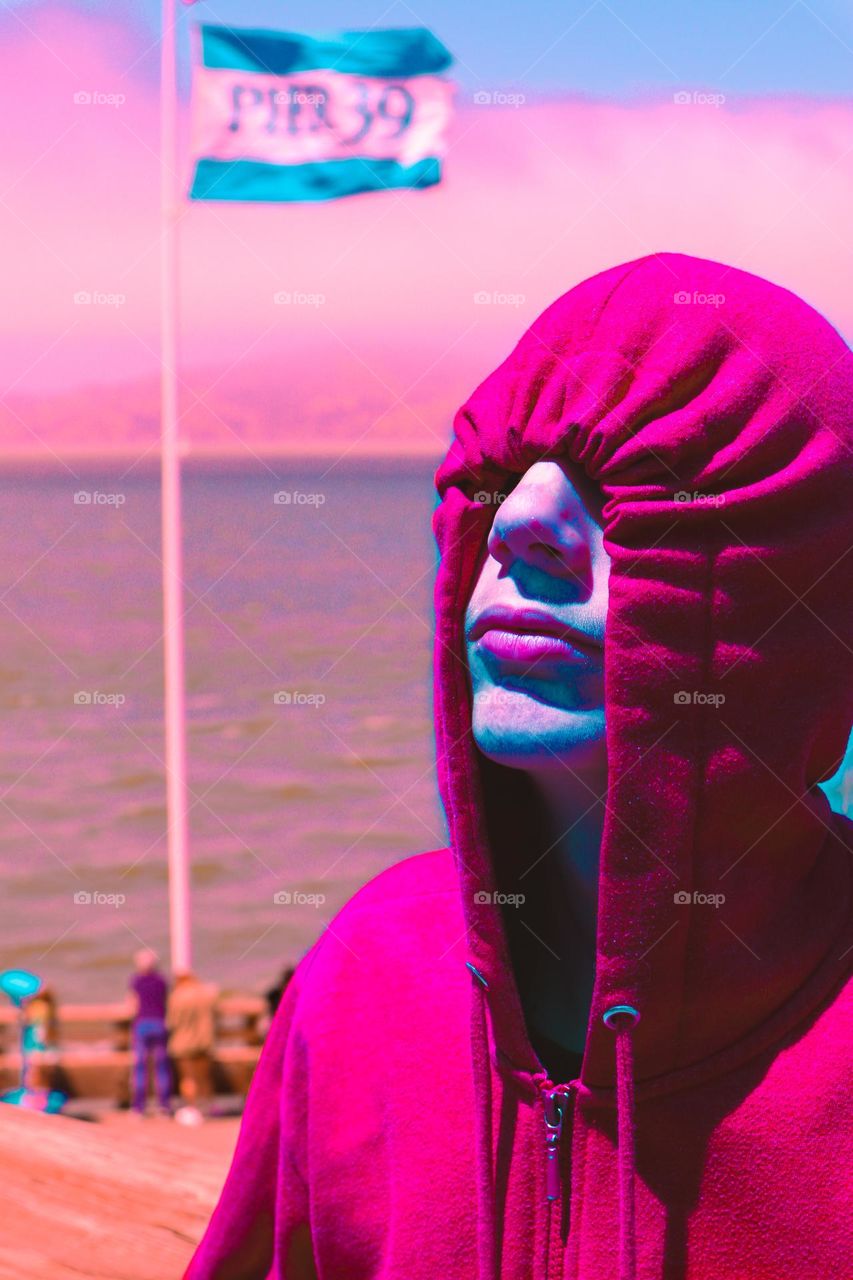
[0,1103,236,1279]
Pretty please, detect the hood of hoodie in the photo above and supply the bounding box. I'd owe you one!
[432,252,853,1092]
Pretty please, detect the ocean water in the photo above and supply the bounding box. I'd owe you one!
[1,459,849,1004]
[0,458,446,1000]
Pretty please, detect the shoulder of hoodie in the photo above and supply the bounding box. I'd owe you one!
[285,849,465,1007]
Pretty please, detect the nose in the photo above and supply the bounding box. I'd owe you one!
[487,461,592,584]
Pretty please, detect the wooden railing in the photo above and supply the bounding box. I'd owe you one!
[0,995,268,1100]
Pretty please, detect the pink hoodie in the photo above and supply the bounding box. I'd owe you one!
[187,253,853,1280]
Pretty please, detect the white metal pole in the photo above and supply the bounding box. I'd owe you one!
[160,0,192,974]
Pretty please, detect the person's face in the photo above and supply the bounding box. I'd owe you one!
[464,460,610,778]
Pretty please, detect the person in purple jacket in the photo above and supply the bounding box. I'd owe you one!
[128,948,171,1116]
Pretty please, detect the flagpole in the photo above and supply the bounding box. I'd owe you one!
[160,0,192,974]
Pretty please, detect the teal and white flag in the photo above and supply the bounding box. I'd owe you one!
[189,26,454,202]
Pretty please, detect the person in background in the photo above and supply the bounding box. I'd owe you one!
[167,971,219,1126]
[264,965,295,1019]
[128,948,171,1116]
[22,986,59,1091]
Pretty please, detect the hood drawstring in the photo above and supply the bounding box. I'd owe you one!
[602,1005,641,1280]
[467,962,499,1280]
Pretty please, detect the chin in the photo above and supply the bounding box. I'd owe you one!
[471,684,606,773]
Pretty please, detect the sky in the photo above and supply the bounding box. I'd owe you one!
[0,0,851,454]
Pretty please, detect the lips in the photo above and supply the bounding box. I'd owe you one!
[469,605,603,670]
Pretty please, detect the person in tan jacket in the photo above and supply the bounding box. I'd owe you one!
[167,972,218,1125]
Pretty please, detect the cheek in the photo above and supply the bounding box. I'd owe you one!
[464,552,499,630]
[591,547,611,612]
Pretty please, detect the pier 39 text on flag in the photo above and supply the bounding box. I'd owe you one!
[188,26,455,202]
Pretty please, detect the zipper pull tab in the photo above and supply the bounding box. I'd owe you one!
[543,1086,571,1204]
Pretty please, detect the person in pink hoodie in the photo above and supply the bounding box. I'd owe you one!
[186,253,852,1280]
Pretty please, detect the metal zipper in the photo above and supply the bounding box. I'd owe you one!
[541,1080,578,1279]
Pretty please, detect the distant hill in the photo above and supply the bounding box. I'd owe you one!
[0,358,461,460]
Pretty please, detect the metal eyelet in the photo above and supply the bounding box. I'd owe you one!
[602,1003,640,1029]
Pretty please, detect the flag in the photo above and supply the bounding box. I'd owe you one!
[188,26,454,202]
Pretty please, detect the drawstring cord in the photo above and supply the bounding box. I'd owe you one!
[467,962,498,1280]
[602,1004,641,1280]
